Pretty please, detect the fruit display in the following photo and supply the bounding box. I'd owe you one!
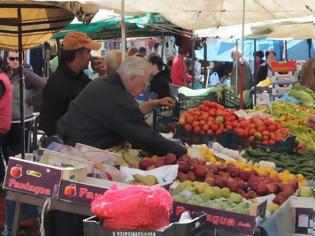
[172,180,252,214]
[177,101,290,148]
[175,155,303,205]
[257,78,272,87]
[297,187,314,198]
[267,101,315,153]
[242,148,314,179]
[107,146,141,168]
[129,174,157,185]
[187,144,220,163]
[288,85,315,109]
[138,153,177,170]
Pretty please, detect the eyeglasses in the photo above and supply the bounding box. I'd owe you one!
[8,57,20,61]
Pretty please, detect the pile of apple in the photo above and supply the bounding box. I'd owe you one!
[178,101,289,145]
[176,155,298,205]
[139,153,177,170]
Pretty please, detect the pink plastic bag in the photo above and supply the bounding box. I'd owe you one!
[91,185,173,230]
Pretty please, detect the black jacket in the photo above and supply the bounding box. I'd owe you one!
[255,63,268,85]
[39,64,91,136]
[57,73,186,157]
[150,70,171,99]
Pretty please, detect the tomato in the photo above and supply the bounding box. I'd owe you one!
[211,123,219,132]
[185,116,194,124]
[185,124,192,131]
[248,123,256,129]
[226,125,233,130]
[200,105,209,112]
[232,120,239,128]
[262,135,269,141]
[240,120,249,129]
[201,113,209,121]
[199,120,206,126]
[179,117,185,125]
[216,129,224,135]
[248,136,255,142]
[207,129,214,135]
[262,130,270,136]
[268,125,277,132]
[193,126,201,133]
[263,118,273,126]
[269,140,276,145]
[255,120,264,128]
[275,135,284,142]
[249,128,256,135]
[257,126,267,133]
[262,140,269,145]
[192,121,200,127]
[270,133,276,140]
[207,120,213,126]
[216,109,223,116]
[202,124,209,131]
[208,109,216,117]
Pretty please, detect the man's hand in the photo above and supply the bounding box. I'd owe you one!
[157,97,175,108]
[92,58,108,75]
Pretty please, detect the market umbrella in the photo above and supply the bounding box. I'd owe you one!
[32,0,315,30]
[0,2,74,159]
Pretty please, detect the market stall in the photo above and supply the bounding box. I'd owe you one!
[1,1,314,236]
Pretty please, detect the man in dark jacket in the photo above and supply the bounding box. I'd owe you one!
[58,56,186,157]
[39,32,107,137]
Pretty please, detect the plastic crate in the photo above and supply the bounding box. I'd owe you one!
[83,216,174,236]
[178,93,217,111]
[153,104,180,133]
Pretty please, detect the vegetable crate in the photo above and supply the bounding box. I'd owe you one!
[153,104,180,133]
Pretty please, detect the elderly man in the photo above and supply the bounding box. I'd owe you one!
[39,32,107,137]
[53,56,186,236]
[230,50,253,95]
[58,56,186,157]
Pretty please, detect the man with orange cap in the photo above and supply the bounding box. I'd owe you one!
[39,32,107,137]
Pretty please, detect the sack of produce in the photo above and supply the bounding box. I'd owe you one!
[91,184,173,230]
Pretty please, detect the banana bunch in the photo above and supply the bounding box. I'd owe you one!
[257,78,272,87]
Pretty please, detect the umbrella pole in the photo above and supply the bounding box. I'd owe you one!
[239,0,246,109]
[18,7,25,159]
[191,36,195,89]
[253,39,257,106]
[121,0,126,61]
[203,38,208,88]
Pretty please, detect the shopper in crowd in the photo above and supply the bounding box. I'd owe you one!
[103,49,122,75]
[255,50,277,85]
[56,56,186,236]
[230,50,253,94]
[253,50,265,71]
[299,59,315,92]
[2,50,46,160]
[39,32,107,137]
[0,57,12,182]
[149,55,171,98]
[128,47,138,56]
[171,47,192,86]
[137,46,147,58]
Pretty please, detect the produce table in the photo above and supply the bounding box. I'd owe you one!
[6,190,91,236]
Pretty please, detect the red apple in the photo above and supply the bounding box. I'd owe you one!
[194,165,208,178]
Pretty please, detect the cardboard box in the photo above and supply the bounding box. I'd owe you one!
[58,177,129,206]
[83,216,174,236]
[3,155,87,198]
[290,196,315,235]
[172,200,266,235]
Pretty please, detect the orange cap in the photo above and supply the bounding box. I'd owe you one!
[62,32,101,51]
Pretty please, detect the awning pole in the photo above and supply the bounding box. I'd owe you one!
[18,7,25,159]
[121,0,126,61]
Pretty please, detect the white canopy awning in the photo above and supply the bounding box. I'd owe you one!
[195,16,315,39]
[29,0,315,30]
